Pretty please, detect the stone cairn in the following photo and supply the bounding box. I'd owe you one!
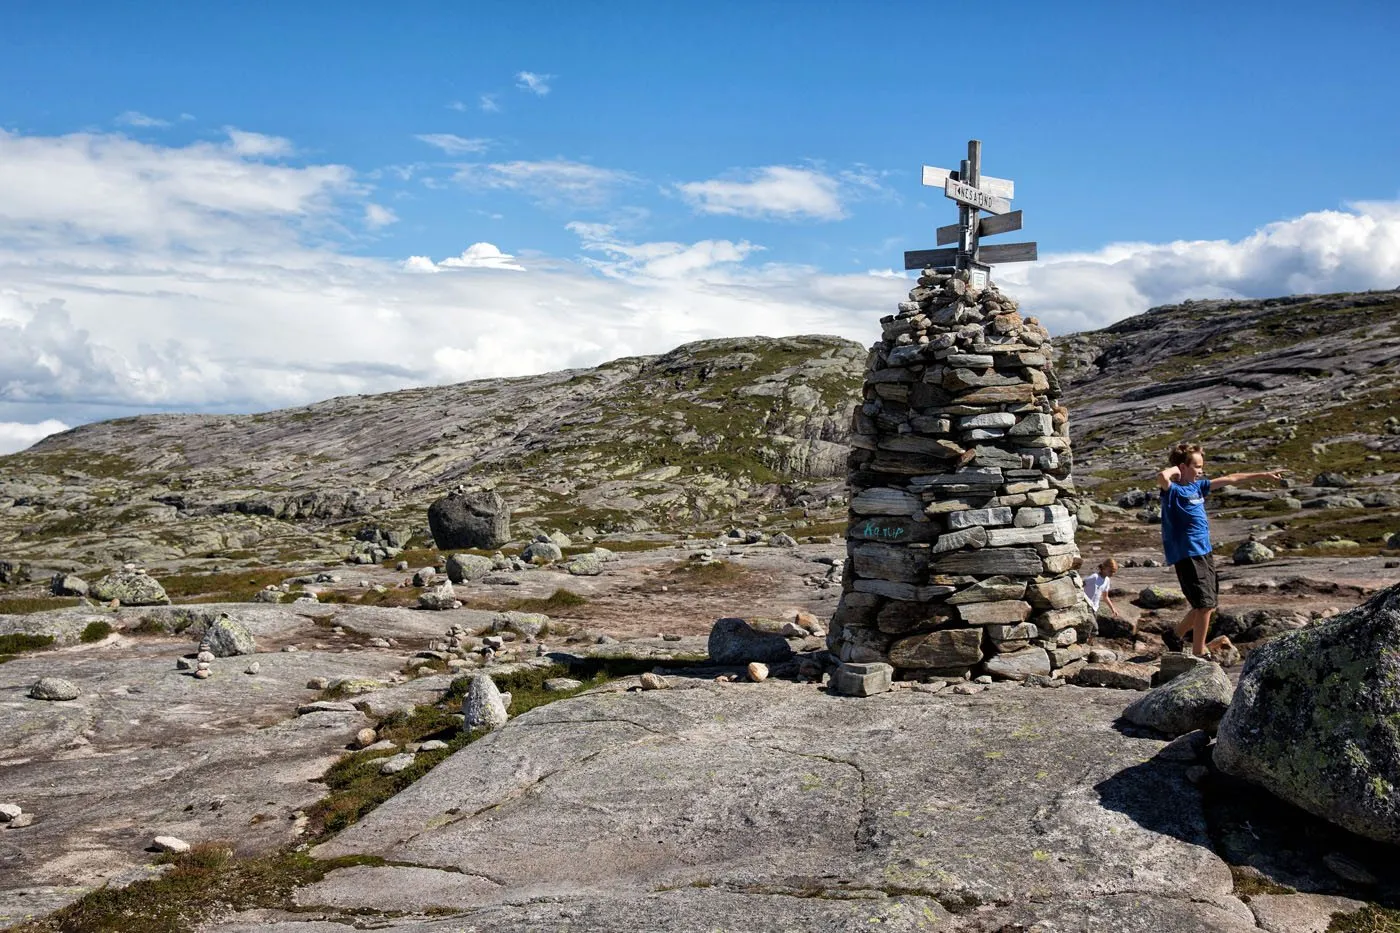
[830,268,1092,686]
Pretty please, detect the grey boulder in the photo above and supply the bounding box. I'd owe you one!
[205,614,256,657]
[90,571,170,606]
[463,674,508,731]
[1136,585,1187,609]
[29,677,80,701]
[522,541,563,563]
[445,553,493,584]
[707,617,793,665]
[1123,662,1234,737]
[565,553,603,576]
[428,488,510,550]
[1231,540,1275,565]
[1214,581,1400,844]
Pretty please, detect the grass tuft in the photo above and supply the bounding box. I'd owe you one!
[79,620,113,643]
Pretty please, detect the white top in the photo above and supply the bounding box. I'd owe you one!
[1082,572,1111,611]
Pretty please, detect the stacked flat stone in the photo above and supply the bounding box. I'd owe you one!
[830,267,1091,682]
[195,640,214,680]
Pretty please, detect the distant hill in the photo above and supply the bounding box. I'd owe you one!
[1,289,1397,571]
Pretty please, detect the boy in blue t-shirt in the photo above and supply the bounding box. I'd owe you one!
[1157,443,1284,658]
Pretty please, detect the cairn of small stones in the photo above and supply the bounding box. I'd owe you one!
[831,267,1091,683]
[194,639,214,679]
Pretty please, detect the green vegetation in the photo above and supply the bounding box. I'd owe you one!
[9,844,387,933]
[159,568,291,603]
[1329,906,1400,933]
[465,588,588,615]
[79,620,113,643]
[0,597,81,615]
[0,632,56,663]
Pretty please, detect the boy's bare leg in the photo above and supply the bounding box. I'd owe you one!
[1174,609,1199,649]
[1193,608,1214,656]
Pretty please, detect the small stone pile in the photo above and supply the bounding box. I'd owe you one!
[831,268,1092,684]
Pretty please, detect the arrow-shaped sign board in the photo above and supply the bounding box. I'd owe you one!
[936,210,1023,246]
[904,241,1038,271]
[944,179,1011,215]
[922,165,1014,199]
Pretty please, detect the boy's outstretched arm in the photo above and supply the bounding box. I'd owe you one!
[1157,466,1180,490]
[1213,470,1287,486]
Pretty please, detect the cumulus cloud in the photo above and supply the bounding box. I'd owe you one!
[414,133,492,155]
[401,243,525,273]
[4,127,1400,433]
[676,166,845,221]
[0,129,355,249]
[453,159,636,207]
[0,419,71,455]
[515,71,553,95]
[115,111,169,128]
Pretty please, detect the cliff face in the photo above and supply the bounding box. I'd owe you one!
[1,288,1397,571]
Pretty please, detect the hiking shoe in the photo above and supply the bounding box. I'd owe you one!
[1162,628,1184,652]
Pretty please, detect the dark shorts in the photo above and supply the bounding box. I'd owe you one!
[1174,554,1218,610]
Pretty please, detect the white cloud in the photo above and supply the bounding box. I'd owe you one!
[568,222,759,280]
[515,71,553,95]
[480,94,501,113]
[364,204,398,228]
[453,159,636,207]
[115,111,169,128]
[0,129,354,248]
[224,128,295,158]
[0,419,71,455]
[5,127,1400,433]
[414,133,492,155]
[447,100,469,112]
[676,166,845,221]
[399,243,524,273]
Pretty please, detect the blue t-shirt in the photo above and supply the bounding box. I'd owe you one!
[1160,477,1212,565]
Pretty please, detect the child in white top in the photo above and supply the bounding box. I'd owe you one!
[1082,558,1119,616]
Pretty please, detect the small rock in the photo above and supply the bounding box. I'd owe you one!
[193,669,212,679]
[639,672,667,691]
[951,683,984,695]
[780,621,808,638]
[462,675,509,731]
[418,739,448,752]
[354,728,378,749]
[1088,648,1118,664]
[196,650,216,664]
[0,804,22,822]
[152,835,190,854]
[175,657,195,671]
[378,753,416,775]
[1136,585,1187,609]
[1232,539,1276,565]
[831,661,893,697]
[244,662,260,675]
[306,677,330,690]
[747,662,769,683]
[28,677,80,701]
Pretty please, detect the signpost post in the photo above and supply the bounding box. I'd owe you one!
[906,140,1037,287]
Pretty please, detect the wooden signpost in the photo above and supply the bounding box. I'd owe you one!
[906,140,1037,286]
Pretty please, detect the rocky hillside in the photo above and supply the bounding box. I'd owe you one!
[1,289,1398,573]
[0,336,865,568]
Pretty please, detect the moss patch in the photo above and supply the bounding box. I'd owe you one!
[79,620,113,643]
[1329,905,1400,932]
[0,597,82,615]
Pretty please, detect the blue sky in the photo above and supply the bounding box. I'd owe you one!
[2,1,1399,450]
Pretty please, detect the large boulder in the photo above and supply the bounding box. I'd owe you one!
[522,541,563,564]
[1136,585,1186,609]
[708,618,793,665]
[90,570,170,606]
[565,554,604,576]
[445,553,494,584]
[463,674,508,731]
[1214,582,1400,845]
[50,572,88,597]
[29,677,80,701]
[1123,662,1233,737]
[428,488,510,550]
[1231,539,1275,565]
[205,614,256,657]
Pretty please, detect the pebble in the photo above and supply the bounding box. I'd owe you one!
[282,645,299,652]
[378,753,416,775]
[639,672,667,690]
[747,662,769,683]
[974,675,993,685]
[175,657,195,671]
[244,662,260,675]
[152,835,190,854]
[355,728,378,748]
[193,669,211,679]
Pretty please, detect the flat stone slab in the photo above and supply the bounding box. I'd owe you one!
[203,682,1259,931]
